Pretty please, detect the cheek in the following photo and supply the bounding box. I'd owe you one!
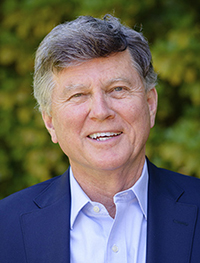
[122,99,148,122]
[122,100,151,135]
[55,107,88,135]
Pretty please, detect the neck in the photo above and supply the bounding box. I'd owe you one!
[70,157,145,218]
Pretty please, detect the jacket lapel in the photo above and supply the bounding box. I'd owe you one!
[20,170,71,263]
[20,161,198,263]
[146,161,197,263]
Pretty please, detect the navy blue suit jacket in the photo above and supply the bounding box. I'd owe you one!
[1,159,200,263]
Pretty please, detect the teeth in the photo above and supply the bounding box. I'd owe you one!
[97,137,111,141]
[89,132,122,140]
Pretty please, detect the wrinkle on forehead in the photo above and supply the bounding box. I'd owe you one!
[52,51,145,96]
[61,75,142,93]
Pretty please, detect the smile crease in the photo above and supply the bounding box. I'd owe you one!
[88,132,122,141]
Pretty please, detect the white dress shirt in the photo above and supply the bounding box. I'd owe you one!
[70,160,148,263]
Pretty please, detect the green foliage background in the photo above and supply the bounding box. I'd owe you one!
[0,0,200,198]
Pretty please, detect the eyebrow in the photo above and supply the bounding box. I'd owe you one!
[62,84,86,95]
[106,77,133,87]
[64,84,85,90]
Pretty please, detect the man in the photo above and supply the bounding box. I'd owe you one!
[0,14,200,263]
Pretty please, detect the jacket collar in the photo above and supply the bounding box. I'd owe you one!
[20,170,71,263]
[146,159,197,263]
[20,160,198,263]
[33,171,70,209]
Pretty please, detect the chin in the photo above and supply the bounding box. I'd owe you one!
[87,157,130,172]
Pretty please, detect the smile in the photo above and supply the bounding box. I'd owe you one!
[88,132,122,141]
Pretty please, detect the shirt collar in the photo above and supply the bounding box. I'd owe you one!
[130,159,148,220]
[70,159,149,228]
[70,167,90,229]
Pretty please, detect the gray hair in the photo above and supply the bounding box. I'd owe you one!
[33,14,157,115]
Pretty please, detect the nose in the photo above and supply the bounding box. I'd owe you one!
[88,92,115,121]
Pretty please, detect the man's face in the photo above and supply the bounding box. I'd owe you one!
[43,50,157,173]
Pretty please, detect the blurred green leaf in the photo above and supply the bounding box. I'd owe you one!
[0,0,200,199]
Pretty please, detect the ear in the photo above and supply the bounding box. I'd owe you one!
[42,111,58,143]
[146,87,158,128]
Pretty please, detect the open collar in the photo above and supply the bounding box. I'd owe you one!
[70,160,149,228]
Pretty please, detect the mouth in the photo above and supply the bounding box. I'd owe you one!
[88,132,122,141]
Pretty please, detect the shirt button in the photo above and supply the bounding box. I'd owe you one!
[93,206,100,213]
[112,245,119,253]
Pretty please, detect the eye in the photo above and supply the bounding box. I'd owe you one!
[68,92,89,103]
[109,85,130,99]
[69,93,85,100]
[114,87,123,92]
[72,93,83,98]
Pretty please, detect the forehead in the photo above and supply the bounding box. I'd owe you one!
[54,50,142,88]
